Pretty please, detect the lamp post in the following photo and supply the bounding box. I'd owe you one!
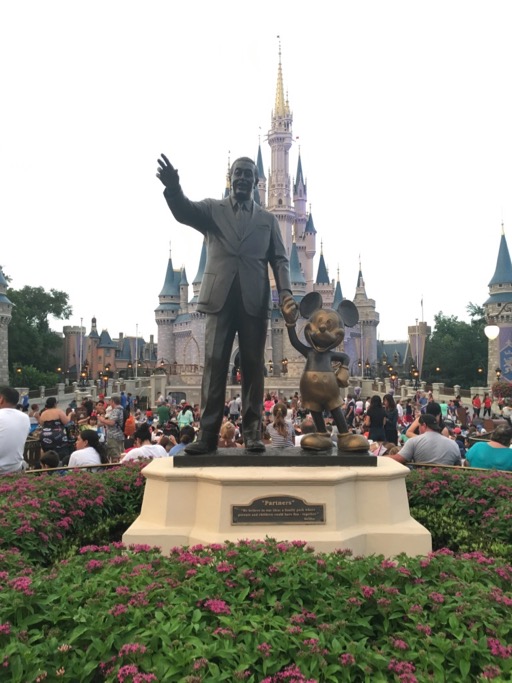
[364,359,371,378]
[281,358,288,375]
[268,359,273,377]
[496,367,502,380]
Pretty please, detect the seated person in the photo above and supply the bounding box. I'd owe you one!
[0,386,31,474]
[267,403,295,448]
[121,423,168,462]
[218,421,241,448]
[386,413,462,466]
[169,425,197,455]
[68,429,108,470]
[465,424,512,471]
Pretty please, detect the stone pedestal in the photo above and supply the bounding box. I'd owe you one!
[123,456,431,558]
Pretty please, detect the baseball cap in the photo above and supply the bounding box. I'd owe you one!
[453,427,462,434]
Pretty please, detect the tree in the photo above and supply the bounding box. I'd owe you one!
[7,285,72,381]
[422,304,487,388]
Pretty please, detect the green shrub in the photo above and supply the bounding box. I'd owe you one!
[0,463,146,566]
[1,540,512,682]
[406,468,512,560]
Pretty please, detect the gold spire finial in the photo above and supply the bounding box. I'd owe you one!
[274,36,286,117]
[337,265,340,282]
[320,239,323,255]
[502,220,505,235]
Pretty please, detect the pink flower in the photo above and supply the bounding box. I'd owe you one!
[86,559,103,572]
[392,639,409,651]
[487,638,512,659]
[257,643,272,657]
[0,623,11,635]
[339,653,355,666]
[428,592,445,604]
[119,643,147,657]
[193,658,208,670]
[203,599,231,615]
[361,585,375,599]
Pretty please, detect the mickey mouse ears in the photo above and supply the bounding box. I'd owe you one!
[299,292,359,328]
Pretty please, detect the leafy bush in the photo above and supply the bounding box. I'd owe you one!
[0,463,146,566]
[1,540,511,682]
[491,380,512,399]
[406,468,512,560]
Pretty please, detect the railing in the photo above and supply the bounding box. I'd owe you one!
[25,462,122,474]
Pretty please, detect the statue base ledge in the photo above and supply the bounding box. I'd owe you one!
[174,446,376,467]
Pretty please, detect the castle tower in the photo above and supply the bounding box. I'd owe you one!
[289,241,307,298]
[407,320,431,378]
[155,242,181,363]
[483,225,512,385]
[293,152,311,287]
[332,268,343,309]
[267,43,295,256]
[190,239,207,310]
[0,268,12,386]
[256,143,266,208]
[303,211,317,293]
[62,324,86,379]
[88,317,100,380]
[313,241,334,307]
[352,261,379,367]
[180,267,189,314]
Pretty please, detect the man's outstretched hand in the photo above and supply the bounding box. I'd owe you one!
[157,153,180,191]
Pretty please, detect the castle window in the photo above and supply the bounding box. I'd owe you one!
[278,199,283,206]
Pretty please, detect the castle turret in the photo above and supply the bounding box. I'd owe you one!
[332,268,343,310]
[267,43,295,257]
[190,239,207,309]
[155,242,181,364]
[303,211,317,292]
[352,260,379,368]
[180,267,189,314]
[289,241,307,298]
[293,152,312,289]
[0,268,12,386]
[256,143,266,208]
[313,242,333,307]
[484,225,512,385]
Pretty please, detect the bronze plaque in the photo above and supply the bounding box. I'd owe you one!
[232,495,325,525]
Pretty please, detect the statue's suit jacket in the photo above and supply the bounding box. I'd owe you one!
[164,188,292,317]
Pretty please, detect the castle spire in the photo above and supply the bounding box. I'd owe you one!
[488,226,512,286]
[274,37,287,117]
[224,151,231,198]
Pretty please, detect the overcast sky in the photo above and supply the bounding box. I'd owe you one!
[1,0,511,344]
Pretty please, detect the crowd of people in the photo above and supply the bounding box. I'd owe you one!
[1,384,512,474]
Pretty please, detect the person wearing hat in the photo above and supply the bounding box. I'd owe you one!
[386,413,462,466]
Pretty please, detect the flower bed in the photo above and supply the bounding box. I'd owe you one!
[0,466,511,681]
[406,468,512,560]
[0,463,146,567]
[1,540,512,682]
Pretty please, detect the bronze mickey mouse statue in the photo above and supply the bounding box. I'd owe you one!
[283,292,370,453]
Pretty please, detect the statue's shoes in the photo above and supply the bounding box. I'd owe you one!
[337,433,370,453]
[245,439,266,453]
[184,440,217,455]
[300,432,333,451]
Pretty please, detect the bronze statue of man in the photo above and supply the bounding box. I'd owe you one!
[157,154,299,453]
